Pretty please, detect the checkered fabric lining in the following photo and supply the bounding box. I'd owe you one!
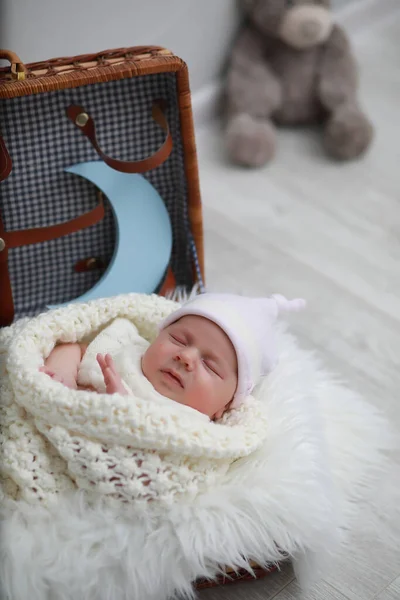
[0,72,198,318]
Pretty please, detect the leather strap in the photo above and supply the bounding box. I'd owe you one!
[66,100,173,173]
[0,135,12,182]
[0,49,27,80]
[0,194,105,326]
[157,266,176,297]
[0,49,24,64]
[3,194,104,248]
[74,256,105,273]
[0,212,14,326]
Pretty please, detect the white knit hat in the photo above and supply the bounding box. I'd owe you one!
[161,293,306,408]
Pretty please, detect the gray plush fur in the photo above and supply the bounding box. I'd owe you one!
[224,0,374,166]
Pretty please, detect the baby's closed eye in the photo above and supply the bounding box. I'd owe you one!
[203,359,222,377]
[170,334,186,346]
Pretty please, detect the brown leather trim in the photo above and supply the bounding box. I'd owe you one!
[158,267,176,297]
[0,49,27,81]
[0,212,14,326]
[74,256,105,273]
[4,194,104,248]
[0,194,104,326]
[66,100,173,173]
[0,49,24,65]
[175,66,205,285]
[0,135,12,182]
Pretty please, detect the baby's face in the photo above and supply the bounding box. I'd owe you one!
[141,315,238,419]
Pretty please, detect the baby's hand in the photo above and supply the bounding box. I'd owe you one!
[96,353,128,395]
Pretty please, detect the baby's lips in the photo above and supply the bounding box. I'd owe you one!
[163,368,185,388]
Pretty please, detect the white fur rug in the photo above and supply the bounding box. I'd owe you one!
[1,314,399,600]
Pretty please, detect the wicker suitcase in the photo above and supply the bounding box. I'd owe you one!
[0,46,205,326]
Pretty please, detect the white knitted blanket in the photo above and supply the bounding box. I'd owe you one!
[76,317,151,394]
[0,294,268,507]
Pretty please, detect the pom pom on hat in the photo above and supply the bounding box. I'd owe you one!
[160,293,306,408]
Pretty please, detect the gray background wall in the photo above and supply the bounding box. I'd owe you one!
[331,0,355,6]
[1,0,240,94]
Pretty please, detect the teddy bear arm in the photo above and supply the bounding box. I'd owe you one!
[317,25,359,111]
[226,26,282,117]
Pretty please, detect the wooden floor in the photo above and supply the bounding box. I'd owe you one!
[195,9,400,600]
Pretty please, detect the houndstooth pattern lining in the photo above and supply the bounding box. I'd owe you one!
[0,72,196,318]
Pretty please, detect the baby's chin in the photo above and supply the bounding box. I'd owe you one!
[147,372,208,414]
[146,368,182,402]
[141,362,216,417]
[154,379,178,401]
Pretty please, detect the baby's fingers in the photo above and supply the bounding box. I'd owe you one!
[103,367,120,392]
[96,353,107,372]
[97,353,116,372]
[104,353,117,371]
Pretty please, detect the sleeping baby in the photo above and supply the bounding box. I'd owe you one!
[40,293,305,420]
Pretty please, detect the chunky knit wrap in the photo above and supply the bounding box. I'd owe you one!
[0,294,268,507]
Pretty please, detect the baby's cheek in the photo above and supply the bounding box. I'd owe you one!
[141,349,151,377]
[215,378,236,407]
[144,343,162,370]
[201,376,222,402]
[157,339,171,352]
[150,343,164,364]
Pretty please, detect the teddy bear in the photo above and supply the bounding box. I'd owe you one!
[224,0,374,166]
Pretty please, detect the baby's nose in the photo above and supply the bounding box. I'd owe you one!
[178,347,198,369]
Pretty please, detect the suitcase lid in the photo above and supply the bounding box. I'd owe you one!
[0,45,205,324]
[0,46,186,99]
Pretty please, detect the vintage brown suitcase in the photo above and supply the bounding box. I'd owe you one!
[0,46,205,326]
